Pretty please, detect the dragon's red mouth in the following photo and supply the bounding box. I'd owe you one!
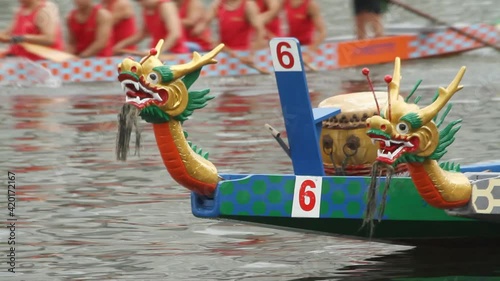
[367,133,419,164]
[118,73,168,109]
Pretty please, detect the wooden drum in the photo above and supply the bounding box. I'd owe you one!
[318,91,407,175]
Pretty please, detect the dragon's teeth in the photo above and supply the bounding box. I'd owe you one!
[371,139,376,145]
[152,93,162,101]
[134,82,140,91]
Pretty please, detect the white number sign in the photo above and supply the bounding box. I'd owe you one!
[269,38,303,72]
[291,176,323,218]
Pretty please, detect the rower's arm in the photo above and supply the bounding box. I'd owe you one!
[181,0,203,28]
[79,8,113,58]
[112,20,148,55]
[65,15,76,54]
[191,0,219,36]
[246,0,267,52]
[158,1,182,53]
[110,0,135,25]
[22,3,60,46]
[260,0,283,25]
[307,0,326,53]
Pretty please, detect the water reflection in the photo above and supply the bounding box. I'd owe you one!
[307,247,500,281]
[2,72,500,280]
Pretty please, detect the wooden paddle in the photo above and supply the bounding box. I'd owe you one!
[118,48,176,61]
[304,61,318,72]
[389,0,500,51]
[19,43,78,62]
[222,46,271,75]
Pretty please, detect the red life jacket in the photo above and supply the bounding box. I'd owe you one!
[103,0,137,50]
[217,0,252,50]
[285,0,314,45]
[9,0,65,60]
[67,4,113,57]
[255,0,282,37]
[178,0,212,51]
[143,0,188,53]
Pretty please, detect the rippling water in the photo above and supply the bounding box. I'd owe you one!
[1,0,500,280]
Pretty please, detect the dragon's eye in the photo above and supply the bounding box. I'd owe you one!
[147,72,159,84]
[396,122,410,134]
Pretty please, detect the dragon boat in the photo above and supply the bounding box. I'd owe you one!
[1,23,498,85]
[116,37,500,247]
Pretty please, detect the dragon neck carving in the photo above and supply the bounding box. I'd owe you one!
[366,57,471,209]
[117,40,225,197]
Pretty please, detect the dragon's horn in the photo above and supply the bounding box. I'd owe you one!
[140,39,165,64]
[153,40,164,58]
[388,57,401,102]
[417,66,466,125]
[170,44,225,80]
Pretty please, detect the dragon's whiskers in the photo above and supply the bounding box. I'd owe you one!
[362,161,395,238]
[116,103,141,161]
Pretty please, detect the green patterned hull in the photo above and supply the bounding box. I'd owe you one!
[191,166,500,245]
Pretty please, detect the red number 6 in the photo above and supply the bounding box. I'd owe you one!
[277,42,294,69]
[299,180,316,211]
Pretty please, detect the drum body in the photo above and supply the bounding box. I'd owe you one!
[318,91,407,175]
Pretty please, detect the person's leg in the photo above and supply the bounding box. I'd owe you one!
[355,13,368,40]
[353,0,367,40]
[368,13,384,38]
[367,0,384,38]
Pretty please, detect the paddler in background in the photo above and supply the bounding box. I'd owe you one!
[101,0,138,52]
[174,0,214,52]
[255,0,284,38]
[66,0,113,57]
[0,0,65,60]
[112,0,187,55]
[284,0,326,63]
[192,0,267,64]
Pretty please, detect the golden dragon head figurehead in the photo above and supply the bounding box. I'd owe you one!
[366,57,466,165]
[117,40,224,122]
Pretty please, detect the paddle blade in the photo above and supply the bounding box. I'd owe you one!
[19,43,77,62]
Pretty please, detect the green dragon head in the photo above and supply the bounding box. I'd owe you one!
[366,57,466,166]
[117,40,224,123]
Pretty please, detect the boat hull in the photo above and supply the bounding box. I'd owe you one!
[0,23,497,84]
[191,162,500,246]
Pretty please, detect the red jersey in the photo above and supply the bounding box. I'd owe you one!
[143,0,188,54]
[8,1,64,61]
[255,0,282,37]
[178,0,212,51]
[285,0,314,45]
[217,0,252,50]
[67,4,113,57]
[103,0,137,50]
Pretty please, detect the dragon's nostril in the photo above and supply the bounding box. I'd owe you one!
[131,66,137,72]
[381,124,386,131]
